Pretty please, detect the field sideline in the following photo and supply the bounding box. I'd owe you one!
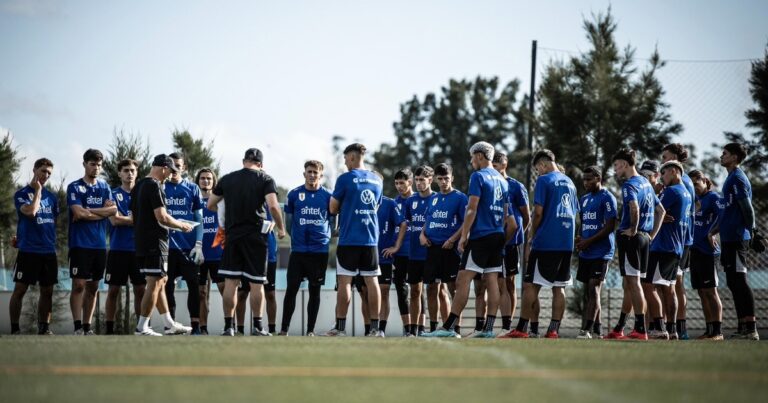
[1,337,767,403]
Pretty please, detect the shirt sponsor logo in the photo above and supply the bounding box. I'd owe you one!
[361,189,376,205]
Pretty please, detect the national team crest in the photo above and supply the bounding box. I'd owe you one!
[432,197,438,206]
[78,185,86,193]
[299,193,305,202]
[27,193,34,201]
[116,193,123,202]
[412,201,419,210]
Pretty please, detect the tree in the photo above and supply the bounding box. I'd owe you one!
[171,129,219,178]
[0,131,22,268]
[373,77,527,196]
[535,8,682,184]
[101,128,152,188]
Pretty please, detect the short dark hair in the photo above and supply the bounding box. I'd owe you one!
[532,149,556,166]
[394,168,413,181]
[169,152,184,161]
[304,160,324,171]
[583,165,602,178]
[117,159,138,171]
[195,167,217,188]
[688,169,714,190]
[434,163,452,176]
[662,143,689,163]
[612,148,636,166]
[83,149,103,162]
[343,143,366,155]
[492,151,508,164]
[723,142,748,162]
[33,158,53,169]
[414,165,434,178]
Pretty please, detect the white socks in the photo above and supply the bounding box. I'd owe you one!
[162,312,175,328]
[137,316,150,331]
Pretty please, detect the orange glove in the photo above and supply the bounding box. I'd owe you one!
[212,227,226,248]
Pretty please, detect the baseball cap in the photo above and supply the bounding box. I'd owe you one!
[244,148,263,163]
[660,160,684,174]
[152,154,180,173]
[639,160,660,175]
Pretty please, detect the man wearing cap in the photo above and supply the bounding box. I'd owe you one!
[207,148,285,336]
[643,160,691,340]
[131,154,195,336]
[325,143,384,337]
[639,160,663,196]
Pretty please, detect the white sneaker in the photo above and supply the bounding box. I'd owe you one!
[74,329,84,335]
[221,328,235,337]
[251,328,272,336]
[164,321,192,335]
[306,331,315,337]
[324,328,346,337]
[366,330,385,338]
[576,329,592,339]
[648,329,669,340]
[135,328,162,336]
[744,330,760,341]
[464,330,485,338]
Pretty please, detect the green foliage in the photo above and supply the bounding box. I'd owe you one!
[171,129,219,179]
[0,132,22,230]
[535,9,681,181]
[101,128,152,188]
[373,77,527,196]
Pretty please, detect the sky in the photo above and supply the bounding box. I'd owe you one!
[1,0,767,189]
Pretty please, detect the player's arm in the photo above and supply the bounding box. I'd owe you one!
[154,206,192,232]
[19,187,42,218]
[620,201,640,237]
[650,203,666,240]
[70,204,108,221]
[529,204,543,242]
[109,210,133,226]
[266,192,285,239]
[329,197,340,215]
[458,195,480,253]
[384,222,407,256]
[88,202,117,218]
[737,198,756,237]
[207,193,223,211]
[504,203,518,244]
[519,204,531,237]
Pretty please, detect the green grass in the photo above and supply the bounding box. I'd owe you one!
[1,336,767,403]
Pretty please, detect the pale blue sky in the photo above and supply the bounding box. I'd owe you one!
[1,0,766,188]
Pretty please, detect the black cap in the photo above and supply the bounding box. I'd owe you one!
[244,148,263,163]
[639,160,660,175]
[152,154,180,173]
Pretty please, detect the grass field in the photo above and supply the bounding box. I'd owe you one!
[1,336,767,403]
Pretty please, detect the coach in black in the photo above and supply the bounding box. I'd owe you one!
[207,148,286,336]
[132,154,194,336]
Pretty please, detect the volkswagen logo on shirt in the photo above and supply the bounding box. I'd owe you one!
[494,185,502,201]
[361,189,376,206]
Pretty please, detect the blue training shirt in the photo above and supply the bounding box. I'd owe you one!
[201,197,223,262]
[531,171,579,251]
[15,186,59,254]
[720,168,752,242]
[693,191,723,256]
[506,177,529,246]
[332,169,383,246]
[578,188,617,260]
[284,185,333,253]
[67,178,112,249]
[467,167,508,240]
[682,174,695,246]
[108,186,134,252]
[377,196,405,264]
[405,192,437,261]
[619,175,659,233]
[394,194,412,257]
[164,178,203,250]
[424,190,467,245]
[651,183,692,256]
